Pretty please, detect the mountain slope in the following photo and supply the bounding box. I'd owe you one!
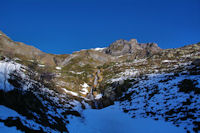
[0,30,199,132]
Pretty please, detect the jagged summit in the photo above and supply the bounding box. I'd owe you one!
[104,38,161,56]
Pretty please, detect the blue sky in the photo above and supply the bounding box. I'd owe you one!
[1,0,200,54]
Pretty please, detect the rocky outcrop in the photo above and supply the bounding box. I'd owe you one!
[192,59,200,66]
[103,39,162,57]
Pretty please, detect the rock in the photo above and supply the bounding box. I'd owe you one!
[104,39,131,56]
[104,39,161,57]
[192,59,200,66]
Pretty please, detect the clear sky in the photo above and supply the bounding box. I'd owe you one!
[1,0,200,54]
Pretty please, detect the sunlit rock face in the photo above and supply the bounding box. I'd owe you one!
[104,39,161,56]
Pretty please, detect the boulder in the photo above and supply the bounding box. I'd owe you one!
[192,59,200,66]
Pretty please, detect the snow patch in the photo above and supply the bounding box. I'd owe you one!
[92,47,106,51]
[111,69,139,82]
[162,60,177,63]
[70,71,84,75]
[38,64,45,67]
[80,83,89,95]
[133,59,146,63]
[81,82,89,88]
[95,94,103,99]
[62,88,78,96]
[56,67,62,70]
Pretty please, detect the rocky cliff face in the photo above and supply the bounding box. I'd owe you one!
[104,39,161,57]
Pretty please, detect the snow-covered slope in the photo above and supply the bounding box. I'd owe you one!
[118,66,200,133]
[0,59,88,132]
[68,102,185,133]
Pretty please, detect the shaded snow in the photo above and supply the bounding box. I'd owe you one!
[0,105,20,119]
[68,102,185,133]
[0,123,21,133]
[0,105,46,132]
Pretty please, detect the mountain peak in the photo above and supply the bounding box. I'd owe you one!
[104,39,161,56]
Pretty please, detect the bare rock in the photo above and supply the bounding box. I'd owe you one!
[104,39,162,57]
[192,59,200,66]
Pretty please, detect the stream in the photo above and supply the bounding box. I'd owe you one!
[87,69,101,101]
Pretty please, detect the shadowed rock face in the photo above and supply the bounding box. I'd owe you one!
[104,39,162,56]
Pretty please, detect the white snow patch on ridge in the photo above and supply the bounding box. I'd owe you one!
[92,47,106,51]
